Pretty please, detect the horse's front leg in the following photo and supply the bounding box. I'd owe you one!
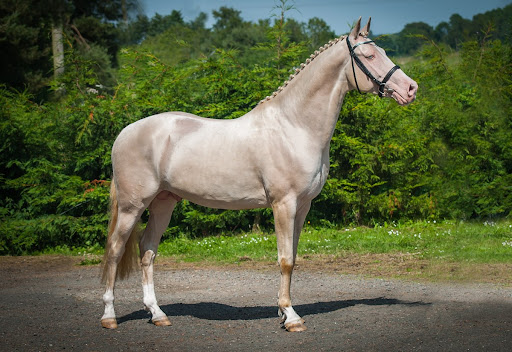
[273,199,311,332]
[139,194,177,326]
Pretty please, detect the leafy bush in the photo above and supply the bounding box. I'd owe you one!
[1,25,511,254]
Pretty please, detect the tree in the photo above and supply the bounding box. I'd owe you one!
[190,12,208,31]
[147,10,185,36]
[209,6,269,65]
[305,17,335,50]
[211,7,249,50]
[212,7,244,31]
[119,13,149,45]
[434,21,450,42]
[398,22,435,54]
[0,0,53,93]
[445,14,472,48]
[0,0,142,96]
[283,18,306,44]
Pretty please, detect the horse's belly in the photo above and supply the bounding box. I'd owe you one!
[170,180,269,210]
[183,193,269,210]
[165,162,269,210]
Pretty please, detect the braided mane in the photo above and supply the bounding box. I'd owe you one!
[258,35,347,105]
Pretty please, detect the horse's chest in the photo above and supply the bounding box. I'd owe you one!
[271,144,330,199]
[305,162,329,198]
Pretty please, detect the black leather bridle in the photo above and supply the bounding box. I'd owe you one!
[346,37,400,97]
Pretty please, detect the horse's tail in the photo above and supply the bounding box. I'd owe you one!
[101,178,141,284]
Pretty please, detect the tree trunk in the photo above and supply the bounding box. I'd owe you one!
[122,0,128,23]
[252,212,261,232]
[52,23,65,78]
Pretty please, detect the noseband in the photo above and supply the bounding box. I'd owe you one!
[346,37,400,97]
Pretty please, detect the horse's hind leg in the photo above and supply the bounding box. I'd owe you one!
[139,191,178,326]
[101,208,143,329]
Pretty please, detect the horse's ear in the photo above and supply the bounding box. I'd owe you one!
[350,17,362,39]
[360,17,371,37]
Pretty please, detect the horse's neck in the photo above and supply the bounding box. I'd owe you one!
[255,38,351,148]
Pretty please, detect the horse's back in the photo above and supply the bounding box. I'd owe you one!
[112,112,270,209]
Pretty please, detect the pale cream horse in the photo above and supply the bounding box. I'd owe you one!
[101,18,417,332]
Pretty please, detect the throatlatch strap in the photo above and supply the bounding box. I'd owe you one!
[350,54,361,93]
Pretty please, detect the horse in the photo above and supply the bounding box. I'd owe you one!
[100,17,418,332]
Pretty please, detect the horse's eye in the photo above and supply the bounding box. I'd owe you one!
[367,55,375,60]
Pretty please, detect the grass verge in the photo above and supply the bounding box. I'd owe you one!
[45,219,512,283]
[155,220,512,263]
[155,219,512,283]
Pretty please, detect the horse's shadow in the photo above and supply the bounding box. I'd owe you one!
[117,298,430,325]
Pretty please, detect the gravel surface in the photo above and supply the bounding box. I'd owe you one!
[1,255,512,351]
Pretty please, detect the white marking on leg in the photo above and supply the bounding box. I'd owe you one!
[143,283,167,321]
[141,249,169,324]
[101,289,115,320]
[279,306,303,325]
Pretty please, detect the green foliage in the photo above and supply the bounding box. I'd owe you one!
[0,0,141,96]
[312,70,438,224]
[1,4,511,254]
[0,10,305,253]
[414,37,512,219]
[0,0,52,92]
[311,34,511,225]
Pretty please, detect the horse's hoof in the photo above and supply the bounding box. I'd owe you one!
[153,316,172,326]
[101,318,118,329]
[285,319,306,332]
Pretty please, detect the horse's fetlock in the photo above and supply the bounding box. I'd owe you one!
[278,298,292,309]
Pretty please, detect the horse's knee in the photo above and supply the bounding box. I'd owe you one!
[141,250,155,267]
[279,258,294,275]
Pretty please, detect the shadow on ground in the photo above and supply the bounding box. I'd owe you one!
[117,297,430,325]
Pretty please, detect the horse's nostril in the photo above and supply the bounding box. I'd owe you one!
[408,82,418,97]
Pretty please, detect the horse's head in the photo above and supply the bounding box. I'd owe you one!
[346,17,418,105]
